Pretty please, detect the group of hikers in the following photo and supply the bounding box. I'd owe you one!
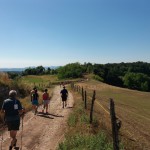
[1,84,68,150]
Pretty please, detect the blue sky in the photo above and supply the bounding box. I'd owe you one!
[0,0,150,68]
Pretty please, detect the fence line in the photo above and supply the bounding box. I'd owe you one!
[71,83,141,150]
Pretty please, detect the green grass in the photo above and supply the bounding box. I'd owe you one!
[20,75,58,85]
[58,133,114,150]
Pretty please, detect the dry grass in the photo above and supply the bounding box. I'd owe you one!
[0,74,55,123]
[0,72,11,85]
[76,78,150,150]
[58,86,116,150]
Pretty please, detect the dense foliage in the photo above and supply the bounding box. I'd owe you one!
[92,62,150,91]
[57,63,84,79]
[57,61,150,91]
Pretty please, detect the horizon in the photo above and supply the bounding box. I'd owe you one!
[0,60,149,69]
[0,0,150,68]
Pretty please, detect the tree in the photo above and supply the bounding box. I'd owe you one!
[123,72,150,91]
[57,62,84,79]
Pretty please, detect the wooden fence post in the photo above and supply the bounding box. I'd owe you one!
[90,90,96,123]
[110,98,120,150]
[84,90,87,109]
[82,87,84,101]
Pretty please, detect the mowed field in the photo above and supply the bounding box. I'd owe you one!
[77,79,150,150]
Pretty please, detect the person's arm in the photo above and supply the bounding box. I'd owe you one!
[47,93,50,100]
[1,101,5,113]
[17,100,25,116]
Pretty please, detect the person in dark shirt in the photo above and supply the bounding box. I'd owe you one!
[60,86,68,108]
[1,90,25,150]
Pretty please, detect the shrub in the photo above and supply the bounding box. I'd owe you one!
[93,75,104,82]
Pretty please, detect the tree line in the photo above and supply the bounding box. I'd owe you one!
[7,61,150,92]
[22,66,57,76]
[57,62,150,91]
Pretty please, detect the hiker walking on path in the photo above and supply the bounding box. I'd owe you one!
[1,90,25,150]
[42,89,51,114]
[60,86,68,108]
[31,88,39,115]
[30,87,36,102]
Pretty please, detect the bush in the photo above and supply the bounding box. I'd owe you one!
[93,75,104,82]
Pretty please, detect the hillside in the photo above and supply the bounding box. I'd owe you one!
[76,76,150,149]
[0,73,150,149]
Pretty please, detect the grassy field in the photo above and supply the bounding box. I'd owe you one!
[20,75,58,86]
[20,75,83,88]
[76,76,150,150]
[1,73,149,149]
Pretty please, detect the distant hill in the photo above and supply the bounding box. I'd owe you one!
[0,66,60,72]
[0,68,25,72]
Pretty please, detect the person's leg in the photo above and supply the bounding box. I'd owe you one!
[65,100,67,107]
[35,102,39,114]
[35,105,38,114]
[42,102,45,113]
[46,103,48,113]
[9,130,17,148]
[32,105,35,111]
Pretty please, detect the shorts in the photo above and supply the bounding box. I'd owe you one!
[6,120,20,131]
[43,100,50,105]
[32,99,39,106]
[61,96,67,101]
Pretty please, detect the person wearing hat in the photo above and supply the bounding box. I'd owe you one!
[60,86,68,108]
[1,90,25,150]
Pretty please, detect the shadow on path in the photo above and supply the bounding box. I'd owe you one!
[37,114,54,119]
[37,112,64,118]
[66,106,73,109]
[48,113,64,117]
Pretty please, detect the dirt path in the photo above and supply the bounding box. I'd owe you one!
[1,86,74,150]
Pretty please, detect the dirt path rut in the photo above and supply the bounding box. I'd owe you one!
[1,86,74,150]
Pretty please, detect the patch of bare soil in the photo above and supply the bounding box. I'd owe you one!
[1,86,74,150]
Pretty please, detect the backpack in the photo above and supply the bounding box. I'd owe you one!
[43,93,49,100]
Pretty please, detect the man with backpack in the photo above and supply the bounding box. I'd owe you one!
[42,89,50,114]
[60,86,68,108]
[1,90,25,150]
